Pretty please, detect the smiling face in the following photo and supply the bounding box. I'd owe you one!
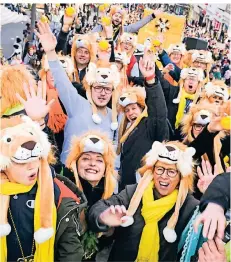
[75,47,90,67]
[170,52,182,64]
[184,77,199,94]
[112,12,122,26]
[121,42,133,53]
[4,159,40,186]
[77,152,106,186]
[153,161,180,197]
[193,61,207,70]
[124,103,142,124]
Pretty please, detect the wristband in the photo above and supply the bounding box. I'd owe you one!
[145,74,155,81]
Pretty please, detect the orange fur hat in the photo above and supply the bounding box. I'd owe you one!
[200,80,229,105]
[66,130,117,199]
[83,60,121,130]
[71,34,93,83]
[117,86,147,154]
[121,141,195,244]
[181,103,214,143]
[0,64,36,116]
[0,115,56,243]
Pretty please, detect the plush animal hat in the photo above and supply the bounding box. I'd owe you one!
[83,60,121,130]
[191,50,213,83]
[173,67,204,104]
[117,86,147,154]
[121,141,195,243]
[120,33,138,58]
[0,115,56,244]
[167,43,186,56]
[201,80,229,105]
[66,130,117,199]
[181,103,213,143]
[57,52,74,82]
[0,64,37,117]
[71,34,93,83]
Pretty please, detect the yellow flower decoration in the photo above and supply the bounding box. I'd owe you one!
[65,7,75,17]
[40,15,49,23]
[98,40,110,51]
[56,4,60,7]
[101,16,111,26]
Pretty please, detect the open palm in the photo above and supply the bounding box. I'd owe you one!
[35,21,57,53]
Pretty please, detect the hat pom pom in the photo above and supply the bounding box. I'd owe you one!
[34,227,54,244]
[111,122,118,131]
[120,216,134,227]
[173,98,180,104]
[92,114,102,124]
[0,223,11,237]
[163,227,177,243]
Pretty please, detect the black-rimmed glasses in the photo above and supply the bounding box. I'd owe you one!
[154,165,178,178]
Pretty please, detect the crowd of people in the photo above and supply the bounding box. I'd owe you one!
[0,3,230,262]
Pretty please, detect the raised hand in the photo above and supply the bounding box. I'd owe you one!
[139,50,155,79]
[99,205,127,227]
[34,21,57,53]
[16,81,55,122]
[197,160,218,194]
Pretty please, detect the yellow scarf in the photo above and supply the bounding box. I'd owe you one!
[0,181,57,262]
[175,90,195,129]
[136,182,178,262]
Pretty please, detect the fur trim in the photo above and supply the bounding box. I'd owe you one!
[0,223,11,237]
[34,227,54,244]
[163,227,177,243]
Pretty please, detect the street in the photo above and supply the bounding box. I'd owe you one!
[1,21,26,59]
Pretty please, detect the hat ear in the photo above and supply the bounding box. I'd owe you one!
[110,64,120,88]
[180,68,189,79]
[177,147,195,177]
[0,154,12,171]
[85,62,97,85]
[145,141,163,166]
[197,68,204,82]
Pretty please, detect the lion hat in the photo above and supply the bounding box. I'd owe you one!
[83,60,121,130]
[66,130,117,199]
[0,64,37,117]
[0,115,56,246]
[120,140,195,244]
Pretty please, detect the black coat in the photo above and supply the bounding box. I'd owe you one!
[119,79,169,189]
[88,184,199,262]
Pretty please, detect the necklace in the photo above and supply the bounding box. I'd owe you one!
[9,208,35,262]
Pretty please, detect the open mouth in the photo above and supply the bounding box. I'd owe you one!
[130,116,137,122]
[85,169,98,174]
[159,181,169,188]
[28,172,37,181]
[98,97,106,102]
[188,85,193,91]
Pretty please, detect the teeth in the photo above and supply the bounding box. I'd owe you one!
[86,169,97,174]
[160,182,169,186]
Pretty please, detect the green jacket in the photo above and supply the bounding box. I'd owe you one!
[54,174,87,261]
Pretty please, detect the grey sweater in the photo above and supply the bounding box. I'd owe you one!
[48,60,117,164]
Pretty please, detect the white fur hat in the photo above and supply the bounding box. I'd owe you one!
[167,43,186,56]
[180,67,204,82]
[192,50,213,64]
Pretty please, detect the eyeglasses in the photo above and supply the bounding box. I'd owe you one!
[154,166,178,178]
[93,86,113,94]
[193,123,206,131]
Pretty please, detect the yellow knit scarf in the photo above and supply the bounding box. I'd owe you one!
[136,182,178,262]
[0,181,57,262]
[175,90,195,129]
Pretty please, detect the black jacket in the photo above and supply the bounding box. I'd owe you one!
[200,172,230,212]
[119,78,169,189]
[88,184,199,262]
[7,171,87,262]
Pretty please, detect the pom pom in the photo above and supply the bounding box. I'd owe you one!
[98,40,110,51]
[163,227,177,243]
[34,227,54,244]
[65,7,75,17]
[101,16,111,26]
[121,216,134,227]
[40,15,48,23]
[0,223,11,237]
[221,116,231,130]
[173,98,180,104]
[92,114,102,124]
[111,122,118,131]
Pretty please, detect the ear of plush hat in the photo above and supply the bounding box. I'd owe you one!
[180,68,190,79]
[145,141,163,166]
[85,62,97,86]
[177,147,195,177]
[110,64,121,88]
